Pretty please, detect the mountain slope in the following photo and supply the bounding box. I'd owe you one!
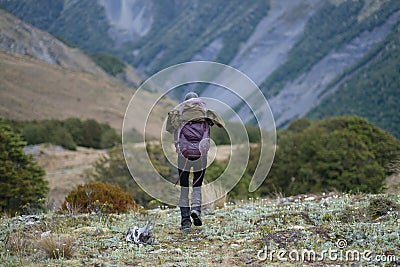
[0,50,163,133]
[0,0,269,75]
[0,8,171,135]
[307,19,400,139]
[0,1,113,53]
[1,0,399,138]
[0,8,109,78]
[0,8,143,86]
[257,0,400,127]
[200,0,399,131]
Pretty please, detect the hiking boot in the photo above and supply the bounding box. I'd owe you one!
[180,217,191,231]
[190,210,202,226]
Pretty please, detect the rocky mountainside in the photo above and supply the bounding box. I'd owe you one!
[1,0,399,137]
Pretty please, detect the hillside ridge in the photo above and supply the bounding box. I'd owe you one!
[0,8,108,78]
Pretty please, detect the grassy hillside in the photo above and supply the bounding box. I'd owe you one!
[0,51,169,134]
[0,193,399,266]
[308,20,400,139]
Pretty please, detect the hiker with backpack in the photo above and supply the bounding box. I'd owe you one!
[166,92,224,231]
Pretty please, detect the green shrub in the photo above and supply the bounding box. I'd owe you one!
[210,126,230,145]
[63,118,84,145]
[22,123,47,144]
[51,127,76,150]
[146,143,172,179]
[62,181,138,214]
[100,125,120,149]
[260,116,400,196]
[80,119,102,149]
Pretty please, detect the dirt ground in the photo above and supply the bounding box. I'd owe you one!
[29,144,107,208]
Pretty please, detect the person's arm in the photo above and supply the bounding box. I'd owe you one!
[206,110,225,128]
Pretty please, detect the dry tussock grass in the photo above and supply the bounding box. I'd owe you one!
[37,234,75,259]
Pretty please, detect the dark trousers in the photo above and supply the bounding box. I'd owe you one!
[178,154,207,214]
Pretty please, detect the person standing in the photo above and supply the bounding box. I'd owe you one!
[166,92,224,231]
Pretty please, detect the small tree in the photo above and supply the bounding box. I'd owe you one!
[81,119,102,148]
[0,118,48,214]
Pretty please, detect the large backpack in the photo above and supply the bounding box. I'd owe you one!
[177,98,210,159]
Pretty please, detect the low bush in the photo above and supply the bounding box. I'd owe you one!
[62,182,138,214]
